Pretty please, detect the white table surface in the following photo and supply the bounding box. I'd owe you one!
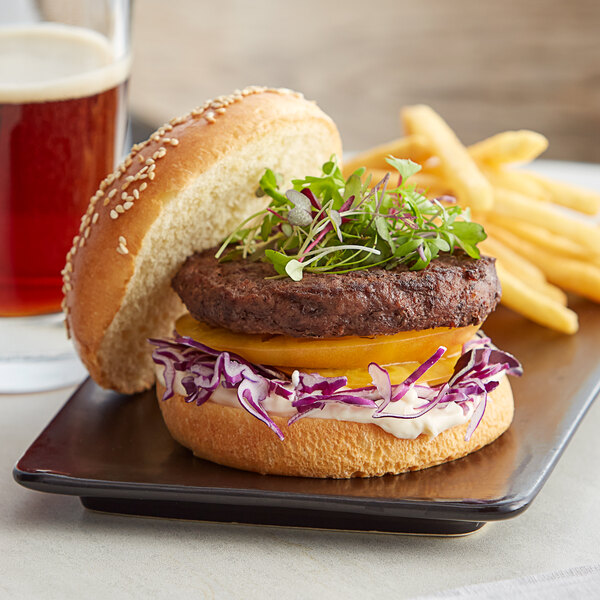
[2,161,600,599]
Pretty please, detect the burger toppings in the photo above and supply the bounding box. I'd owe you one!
[150,334,521,441]
[152,156,521,444]
[216,156,487,280]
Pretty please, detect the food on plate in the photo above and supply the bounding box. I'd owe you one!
[64,87,522,478]
[343,106,600,334]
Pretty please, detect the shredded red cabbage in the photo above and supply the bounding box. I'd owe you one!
[150,333,522,442]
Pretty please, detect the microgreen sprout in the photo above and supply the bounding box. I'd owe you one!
[215,156,487,280]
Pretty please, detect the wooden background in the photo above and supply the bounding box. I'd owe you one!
[130,0,600,162]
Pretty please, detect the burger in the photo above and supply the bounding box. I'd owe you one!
[63,86,521,478]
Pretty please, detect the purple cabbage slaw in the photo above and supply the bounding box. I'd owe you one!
[149,334,522,442]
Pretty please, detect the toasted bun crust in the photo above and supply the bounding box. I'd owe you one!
[63,87,342,393]
[157,376,514,478]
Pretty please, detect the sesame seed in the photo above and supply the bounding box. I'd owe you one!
[108,188,117,199]
[79,238,85,248]
[124,201,134,210]
[103,197,111,206]
[139,173,148,180]
[115,204,125,214]
[92,213,99,224]
[148,172,155,180]
[148,163,156,172]
[121,191,128,200]
[116,244,129,255]
[152,151,160,160]
[73,235,80,245]
[169,138,179,146]
[138,154,145,163]
[110,210,118,219]
[145,158,154,166]
[216,107,226,114]
[84,227,91,239]
[158,147,166,157]
[140,182,148,191]
[118,235,126,244]
[63,273,70,282]
[140,165,149,173]
[133,189,139,199]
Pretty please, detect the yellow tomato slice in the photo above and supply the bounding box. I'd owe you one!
[274,351,461,388]
[176,314,479,370]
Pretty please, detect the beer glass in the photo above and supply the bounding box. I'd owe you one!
[0,0,131,391]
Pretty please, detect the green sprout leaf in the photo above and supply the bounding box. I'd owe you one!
[385,156,422,180]
[217,155,489,280]
[284,259,305,281]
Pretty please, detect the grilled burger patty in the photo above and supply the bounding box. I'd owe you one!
[172,249,501,338]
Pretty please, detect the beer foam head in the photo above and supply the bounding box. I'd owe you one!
[0,23,130,103]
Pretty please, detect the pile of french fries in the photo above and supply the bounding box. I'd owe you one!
[343,105,600,334]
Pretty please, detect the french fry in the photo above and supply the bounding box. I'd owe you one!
[486,213,598,263]
[401,105,493,212]
[488,225,600,303]
[342,135,432,176]
[480,237,568,305]
[495,258,568,306]
[482,167,550,202]
[492,188,600,255]
[495,263,578,334]
[469,130,549,165]
[362,168,453,198]
[409,173,453,196]
[519,172,600,215]
[480,237,545,283]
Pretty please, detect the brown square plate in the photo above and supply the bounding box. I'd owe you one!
[13,301,600,535]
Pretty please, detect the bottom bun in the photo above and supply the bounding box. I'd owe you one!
[157,376,514,478]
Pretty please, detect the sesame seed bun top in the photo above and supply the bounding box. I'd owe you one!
[63,86,342,393]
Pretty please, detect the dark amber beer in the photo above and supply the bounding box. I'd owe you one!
[0,25,129,315]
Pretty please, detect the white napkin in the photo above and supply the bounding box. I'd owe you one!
[413,563,600,600]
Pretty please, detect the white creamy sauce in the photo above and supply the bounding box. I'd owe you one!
[155,367,476,440]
